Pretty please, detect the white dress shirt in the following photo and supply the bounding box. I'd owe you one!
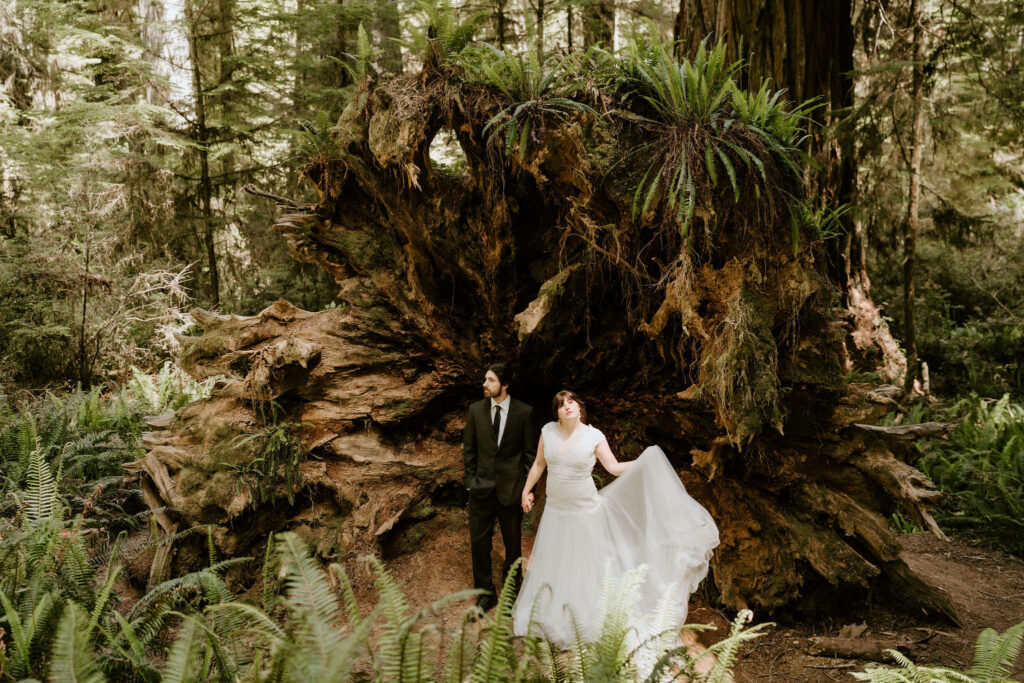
[490,395,510,446]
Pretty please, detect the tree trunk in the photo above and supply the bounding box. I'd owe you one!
[536,0,546,59]
[903,0,924,393]
[566,4,573,50]
[495,0,509,47]
[673,0,906,384]
[582,0,615,49]
[127,61,959,622]
[375,0,403,73]
[184,0,220,308]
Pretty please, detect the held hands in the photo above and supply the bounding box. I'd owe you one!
[521,491,535,513]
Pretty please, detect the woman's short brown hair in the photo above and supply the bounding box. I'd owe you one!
[552,390,587,423]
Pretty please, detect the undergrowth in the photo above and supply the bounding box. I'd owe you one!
[895,393,1024,555]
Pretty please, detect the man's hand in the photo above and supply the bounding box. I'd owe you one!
[521,491,535,513]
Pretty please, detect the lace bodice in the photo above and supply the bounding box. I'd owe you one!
[542,422,606,512]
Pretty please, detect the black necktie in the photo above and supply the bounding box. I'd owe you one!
[492,405,502,441]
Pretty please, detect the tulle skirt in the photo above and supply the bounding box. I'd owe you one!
[511,446,720,647]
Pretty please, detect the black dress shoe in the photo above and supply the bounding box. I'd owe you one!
[476,592,498,612]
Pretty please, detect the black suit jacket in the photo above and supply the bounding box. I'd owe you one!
[463,397,536,506]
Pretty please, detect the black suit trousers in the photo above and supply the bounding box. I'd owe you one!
[468,489,522,596]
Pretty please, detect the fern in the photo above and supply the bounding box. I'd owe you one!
[854,619,1024,683]
[49,602,106,683]
[159,616,204,683]
[582,561,648,681]
[614,35,815,240]
[20,436,62,525]
[401,0,488,67]
[443,608,480,683]
[338,22,379,84]
[468,558,524,683]
[276,532,375,681]
[366,553,476,683]
[480,46,598,161]
[969,621,1024,682]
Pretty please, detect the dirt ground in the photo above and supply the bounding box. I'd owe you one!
[345,507,1024,681]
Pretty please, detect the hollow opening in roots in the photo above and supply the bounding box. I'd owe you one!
[428,128,469,176]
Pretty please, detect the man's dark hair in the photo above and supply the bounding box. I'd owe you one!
[487,363,512,389]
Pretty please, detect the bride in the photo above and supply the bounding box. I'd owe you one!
[511,390,720,648]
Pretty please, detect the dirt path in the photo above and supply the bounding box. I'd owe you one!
[345,510,1024,680]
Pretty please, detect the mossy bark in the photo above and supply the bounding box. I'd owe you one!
[127,65,956,621]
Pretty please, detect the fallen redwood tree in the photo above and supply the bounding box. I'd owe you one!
[126,33,958,621]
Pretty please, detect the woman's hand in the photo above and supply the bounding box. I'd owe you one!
[521,436,546,513]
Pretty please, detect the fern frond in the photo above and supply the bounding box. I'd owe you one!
[49,601,106,683]
[968,620,1024,683]
[468,557,520,683]
[159,616,204,683]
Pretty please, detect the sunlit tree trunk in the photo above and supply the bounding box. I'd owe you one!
[495,0,509,46]
[535,0,546,58]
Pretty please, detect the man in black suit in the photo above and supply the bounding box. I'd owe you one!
[464,363,536,611]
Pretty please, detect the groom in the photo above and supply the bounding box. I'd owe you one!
[463,363,536,611]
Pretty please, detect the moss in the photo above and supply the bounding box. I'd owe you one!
[329,226,400,270]
[290,518,347,559]
[387,399,414,418]
[699,285,782,443]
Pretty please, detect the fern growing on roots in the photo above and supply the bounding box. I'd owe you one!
[612,36,815,241]
[480,47,598,161]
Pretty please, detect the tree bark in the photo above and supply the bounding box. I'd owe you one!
[536,0,546,59]
[566,3,573,50]
[495,0,509,47]
[127,58,957,622]
[903,0,924,393]
[184,0,220,308]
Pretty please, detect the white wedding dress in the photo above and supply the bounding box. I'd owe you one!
[511,422,720,648]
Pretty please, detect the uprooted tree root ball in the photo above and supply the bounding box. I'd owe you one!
[126,41,958,621]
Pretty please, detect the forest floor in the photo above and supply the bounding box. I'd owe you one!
[343,508,1024,681]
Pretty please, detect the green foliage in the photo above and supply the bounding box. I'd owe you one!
[854,1,1024,401]
[890,510,923,535]
[853,620,1023,682]
[0,366,212,507]
[911,394,1024,554]
[481,47,598,160]
[613,37,815,239]
[50,602,106,683]
[128,362,213,415]
[294,109,337,167]
[0,512,765,683]
[404,0,489,68]
[228,401,311,507]
[340,22,380,84]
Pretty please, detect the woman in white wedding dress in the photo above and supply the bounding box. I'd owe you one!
[511,390,720,648]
